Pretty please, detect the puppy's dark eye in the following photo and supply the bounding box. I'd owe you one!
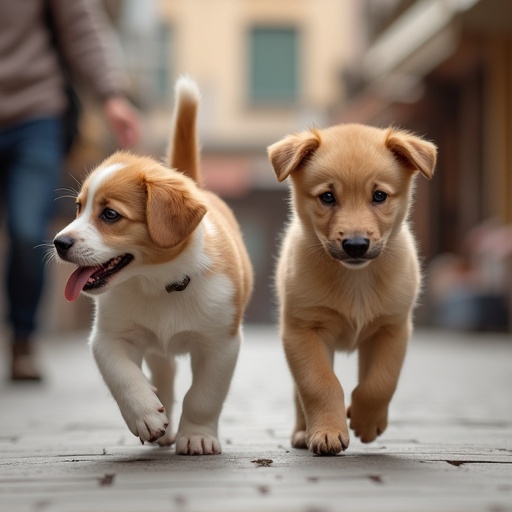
[372,190,388,203]
[101,208,121,222]
[319,192,336,205]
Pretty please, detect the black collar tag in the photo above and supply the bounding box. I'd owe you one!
[165,275,190,293]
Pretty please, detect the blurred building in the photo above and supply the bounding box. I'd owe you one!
[337,0,512,258]
[337,0,512,329]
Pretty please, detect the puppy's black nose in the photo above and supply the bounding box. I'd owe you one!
[54,236,75,256]
[342,237,370,258]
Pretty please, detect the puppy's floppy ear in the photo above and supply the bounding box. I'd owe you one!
[385,128,437,179]
[267,129,321,182]
[146,176,207,248]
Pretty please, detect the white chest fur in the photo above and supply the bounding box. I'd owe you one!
[92,272,236,353]
[90,220,237,353]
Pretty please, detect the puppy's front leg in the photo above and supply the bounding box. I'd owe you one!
[284,326,349,455]
[176,331,241,455]
[349,320,410,443]
[145,352,177,446]
[91,336,169,444]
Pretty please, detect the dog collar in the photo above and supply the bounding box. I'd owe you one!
[165,275,190,293]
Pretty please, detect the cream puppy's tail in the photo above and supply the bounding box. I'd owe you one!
[167,76,201,185]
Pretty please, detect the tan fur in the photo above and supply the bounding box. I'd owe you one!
[74,153,205,265]
[167,78,201,185]
[201,190,254,333]
[268,123,436,455]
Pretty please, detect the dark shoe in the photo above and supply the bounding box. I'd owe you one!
[10,339,43,382]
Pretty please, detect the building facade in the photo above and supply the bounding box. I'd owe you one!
[338,0,512,329]
[338,0,512,257]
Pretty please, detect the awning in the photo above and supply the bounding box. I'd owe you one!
[338,0,483,123]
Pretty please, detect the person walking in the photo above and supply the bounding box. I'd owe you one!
[0,0,140,381]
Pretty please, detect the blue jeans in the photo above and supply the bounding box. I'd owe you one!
[0,117,64,339]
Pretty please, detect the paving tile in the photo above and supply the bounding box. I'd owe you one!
[0,326,511,511]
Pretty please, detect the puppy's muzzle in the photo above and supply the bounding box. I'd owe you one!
[326,237,381,266]
[54,236,75,260]
[342,237,370,258]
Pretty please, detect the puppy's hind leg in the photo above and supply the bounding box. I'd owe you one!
[145,352,177,446]
[292,387,307,448]
[176,330,241,455]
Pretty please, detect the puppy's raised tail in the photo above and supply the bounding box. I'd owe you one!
[167,76,201,185]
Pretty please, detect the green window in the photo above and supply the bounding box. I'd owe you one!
[249,26,299,104]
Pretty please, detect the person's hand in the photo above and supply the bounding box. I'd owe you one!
[103,95,140,148]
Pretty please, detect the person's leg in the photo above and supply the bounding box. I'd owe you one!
[3,117,63,380]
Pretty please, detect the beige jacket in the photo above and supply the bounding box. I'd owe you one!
[0,0,124,126]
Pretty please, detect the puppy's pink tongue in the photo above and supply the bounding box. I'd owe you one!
[64,267,96,302]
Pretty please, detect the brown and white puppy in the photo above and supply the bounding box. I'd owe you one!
[268,124,436,455]
[53,77,253,455]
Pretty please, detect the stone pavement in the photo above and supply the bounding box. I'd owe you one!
[0,325,511,512]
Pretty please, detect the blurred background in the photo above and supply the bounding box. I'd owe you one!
[2,0,512,334]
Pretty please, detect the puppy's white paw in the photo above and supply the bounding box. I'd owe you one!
[157,430,176,447]
[175,429,221,455]
[135,408,169,444]
[120,391,169,444]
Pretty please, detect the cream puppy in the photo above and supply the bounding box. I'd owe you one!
[268,124,436,455]
[54,77,253,455]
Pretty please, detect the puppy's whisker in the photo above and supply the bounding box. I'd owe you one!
[56,186,78,195]
[303,241,325,263]
[54,187,79,201]
[54,194,77,202]
[43,251,56,267]
[34,242,52,251]
[37,242,57,267]
[69,174,83,190]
